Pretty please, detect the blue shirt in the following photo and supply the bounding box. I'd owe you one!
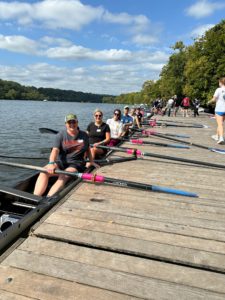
[121,115,133,124]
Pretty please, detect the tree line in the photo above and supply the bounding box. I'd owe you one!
[115,19,225,106]
[0,79,115,103]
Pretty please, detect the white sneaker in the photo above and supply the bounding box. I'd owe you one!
[211,135,219,141]
[217,137,224,144]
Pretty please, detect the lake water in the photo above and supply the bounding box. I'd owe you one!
[0,100,123,187]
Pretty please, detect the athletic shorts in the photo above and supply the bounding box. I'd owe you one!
[215,111,225,116]
[57,161,86,172]
[183,106,189,110]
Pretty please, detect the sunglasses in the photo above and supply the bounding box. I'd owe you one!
[114,112,120,116]
[67,120,77,124]
[95,114,102,118]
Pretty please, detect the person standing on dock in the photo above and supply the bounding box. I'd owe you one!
[164,97,174,117]
[34,114,96,197]
[173,95,181,117]
[181,96,190,117]
[87,109,111,159]
[192,98,200,117]
[208,77,225,144]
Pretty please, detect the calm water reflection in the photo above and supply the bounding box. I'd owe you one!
[0,100,122,186]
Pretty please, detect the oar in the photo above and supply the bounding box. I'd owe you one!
[141,131,225,155]
[154,119,205,127]
[0,160,198,197]
[93,145,225,170]
[123,138,189,149]
[0,155,136,165]
[39,128,59,134]
[131,128,190,138]
[72,156,137,165]
[145,120,208,129]
[0,154,46,160]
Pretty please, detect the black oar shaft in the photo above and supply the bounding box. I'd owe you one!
[141,151,225,169]
[151,133,209,150]
[95,145,225,170]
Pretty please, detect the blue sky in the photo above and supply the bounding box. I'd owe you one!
[0,0,225,95]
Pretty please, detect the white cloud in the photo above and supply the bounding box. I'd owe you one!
[190,23,215,37]
[0,0,157,47]
[132,34,158,45]
[40,36,73,47]
[0,33,132,62]
[0,0,104,29]
[0,34,38,54]
[186,0,225,18]
[45,45,132,61]
[103,11,149,30]
[0,46,169,94]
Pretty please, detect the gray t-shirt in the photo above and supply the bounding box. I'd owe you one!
[53,129,89,165]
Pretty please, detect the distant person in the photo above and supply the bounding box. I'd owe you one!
[164,97,174,117]
[208,77,225,144]
[152,98,163,115]
[173,95,181,117]
[34,114,96,197]
[87,109,111,159]
[121,106,133,136]
[192,98,200,117]
[181,96,190,117]
[106,109,123,146]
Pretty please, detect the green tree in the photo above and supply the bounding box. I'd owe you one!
[5,89,18,99]
[184,19,225,104]
[160,41,187,98]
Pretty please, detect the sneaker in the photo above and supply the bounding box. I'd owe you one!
[217,137,224,144]
[211,135,219,141]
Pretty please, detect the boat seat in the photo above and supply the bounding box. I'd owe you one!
[0,185,43,205]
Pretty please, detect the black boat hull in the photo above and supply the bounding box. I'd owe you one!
[0,173,82,254]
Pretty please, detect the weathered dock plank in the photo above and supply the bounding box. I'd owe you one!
[2,237,225,299]
[0,265,136,300]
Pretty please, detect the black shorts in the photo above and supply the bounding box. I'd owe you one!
[57,161,86,172]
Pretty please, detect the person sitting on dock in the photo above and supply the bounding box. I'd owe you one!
[106,109,123,146]
[121,106,133,136]
[87,109,111,160]
[33,114,96,197]
[135,106,144,128]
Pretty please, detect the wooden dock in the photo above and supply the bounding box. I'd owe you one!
[1,115,225,299]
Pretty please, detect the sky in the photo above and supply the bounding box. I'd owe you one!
[0,0,225,95]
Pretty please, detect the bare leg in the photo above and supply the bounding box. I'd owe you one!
[34,165,51,196]
[47,167,77,197]
[216,114,225,138]
[182,108,185,117]
[91,147,105,159]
